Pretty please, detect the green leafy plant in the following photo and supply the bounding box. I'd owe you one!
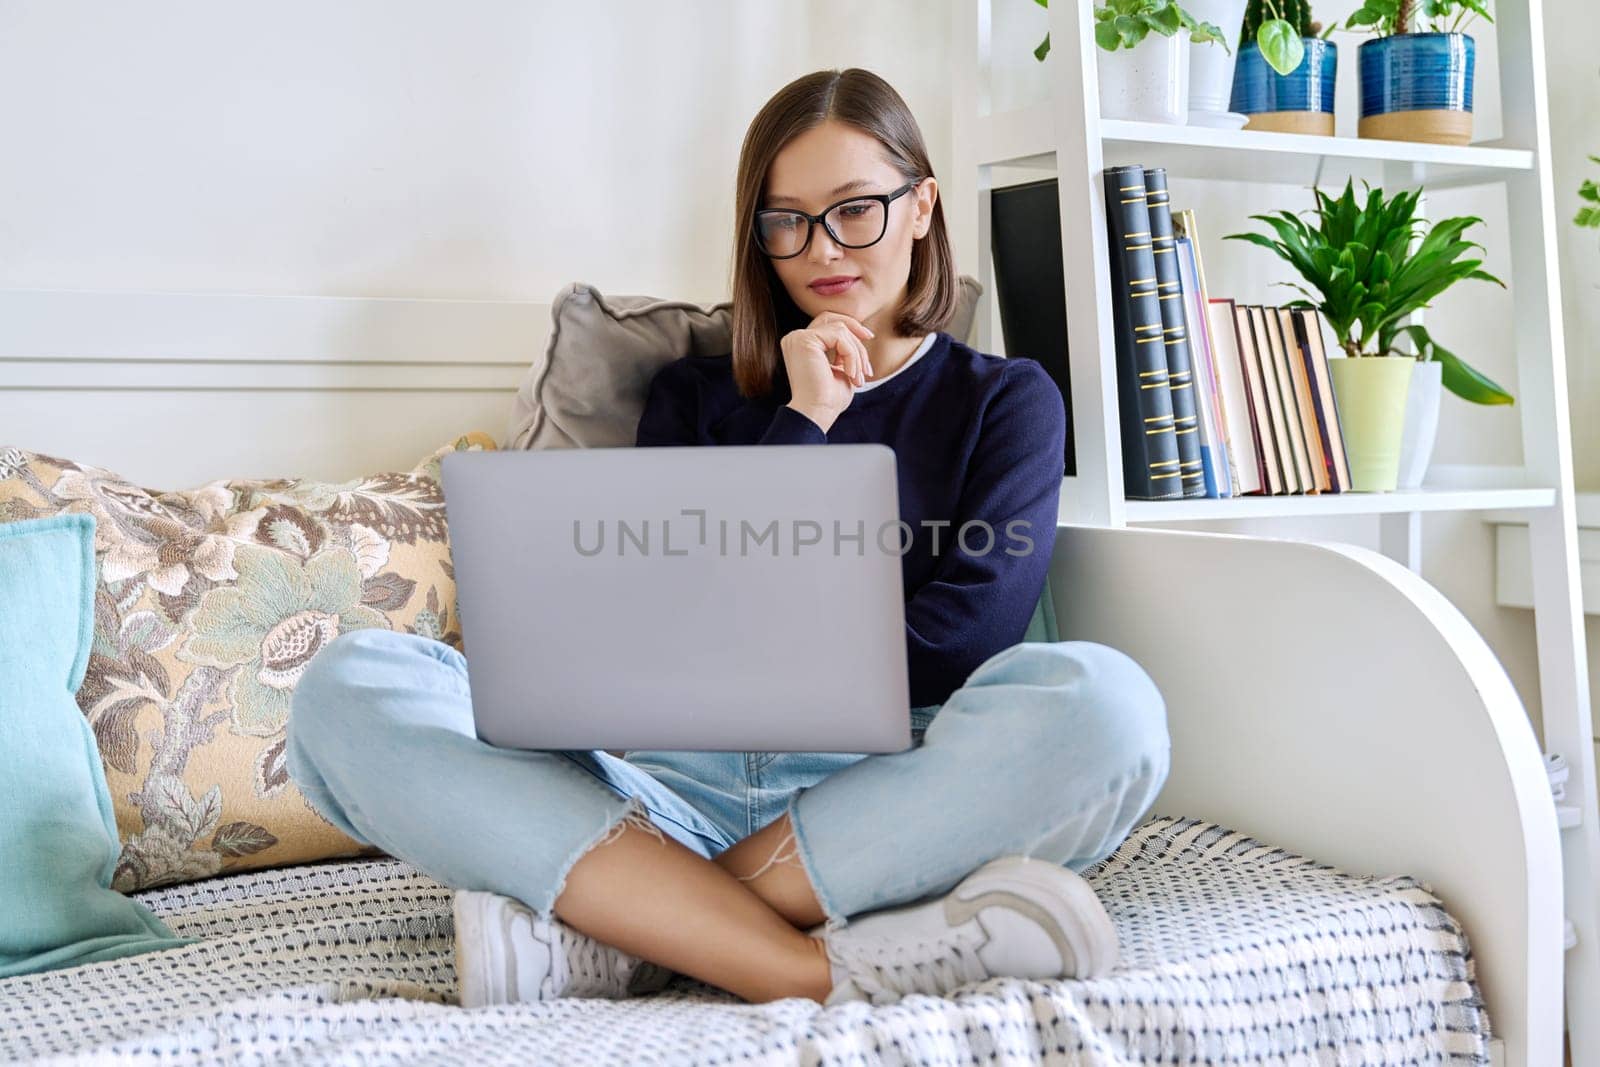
[1243,0,1335,76]
[1343,0,1493,36]
[1578,155,1600,233]
[1033,0,1226,63]
[1225,178,1513,405]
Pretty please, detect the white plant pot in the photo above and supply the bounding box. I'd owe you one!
[1184,0,1248,119]
[1098,29,1190,125]
[1396,359,1443,490]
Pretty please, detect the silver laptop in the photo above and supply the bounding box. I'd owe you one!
[439,445,911,753]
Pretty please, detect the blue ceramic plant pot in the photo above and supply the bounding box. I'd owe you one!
[1358,32,1475,145]
[1230,38,1337,135]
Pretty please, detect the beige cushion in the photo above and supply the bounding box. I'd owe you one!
[505,276,984,451]
[0,433,496,890]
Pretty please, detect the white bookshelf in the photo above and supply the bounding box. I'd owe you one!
[950,2,1597,1064]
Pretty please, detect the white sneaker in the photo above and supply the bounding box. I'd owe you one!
[813,855,1119,1007]
[453,889,675,1007]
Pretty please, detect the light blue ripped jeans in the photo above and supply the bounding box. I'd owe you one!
[285,624,1170,931]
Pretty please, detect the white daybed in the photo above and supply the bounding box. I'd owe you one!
[0,523,1559,1065]
[0,290,1560,1063]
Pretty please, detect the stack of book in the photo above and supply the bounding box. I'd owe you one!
[1104,164,1353,500]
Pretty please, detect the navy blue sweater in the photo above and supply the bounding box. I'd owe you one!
[634,330,1067,708]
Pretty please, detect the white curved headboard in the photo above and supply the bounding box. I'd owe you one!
[1049,523,1562,1067]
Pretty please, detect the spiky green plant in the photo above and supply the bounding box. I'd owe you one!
[1226,178,1513,405]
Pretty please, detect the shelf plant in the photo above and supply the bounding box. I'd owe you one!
[1033,0,1226,62]
[1226,178,1509,400]
[1343,0,1492,35]
[1231,0,1337,134]
[1227,178,1510,490]
[1342,0,1494,145]
[1034,0,1228,125]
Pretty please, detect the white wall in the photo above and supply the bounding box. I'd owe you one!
[0,0,948,305]
[0,0,1592,738]
[0,0,950,482]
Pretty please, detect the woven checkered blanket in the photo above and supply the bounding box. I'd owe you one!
[0,816,1490,1065]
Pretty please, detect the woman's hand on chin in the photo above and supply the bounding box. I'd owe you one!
[780,312,875,433]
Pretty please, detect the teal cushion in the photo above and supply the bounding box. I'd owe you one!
[1021,579,1060,644]
[0,513,192,978]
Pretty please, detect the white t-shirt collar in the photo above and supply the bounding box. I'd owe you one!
[853,331,937,393]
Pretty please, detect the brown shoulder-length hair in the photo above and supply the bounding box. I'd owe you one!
[730,68,959,399]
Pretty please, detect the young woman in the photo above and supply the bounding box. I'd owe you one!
[286,68,1170,1010]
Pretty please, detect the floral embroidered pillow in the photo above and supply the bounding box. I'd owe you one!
[0,433,494,891]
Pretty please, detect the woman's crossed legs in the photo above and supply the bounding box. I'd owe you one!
[286,629,1169,1003]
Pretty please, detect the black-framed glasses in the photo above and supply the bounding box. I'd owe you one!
[753,179,922,259]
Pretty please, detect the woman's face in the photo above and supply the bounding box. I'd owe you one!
[760,120,938,334]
